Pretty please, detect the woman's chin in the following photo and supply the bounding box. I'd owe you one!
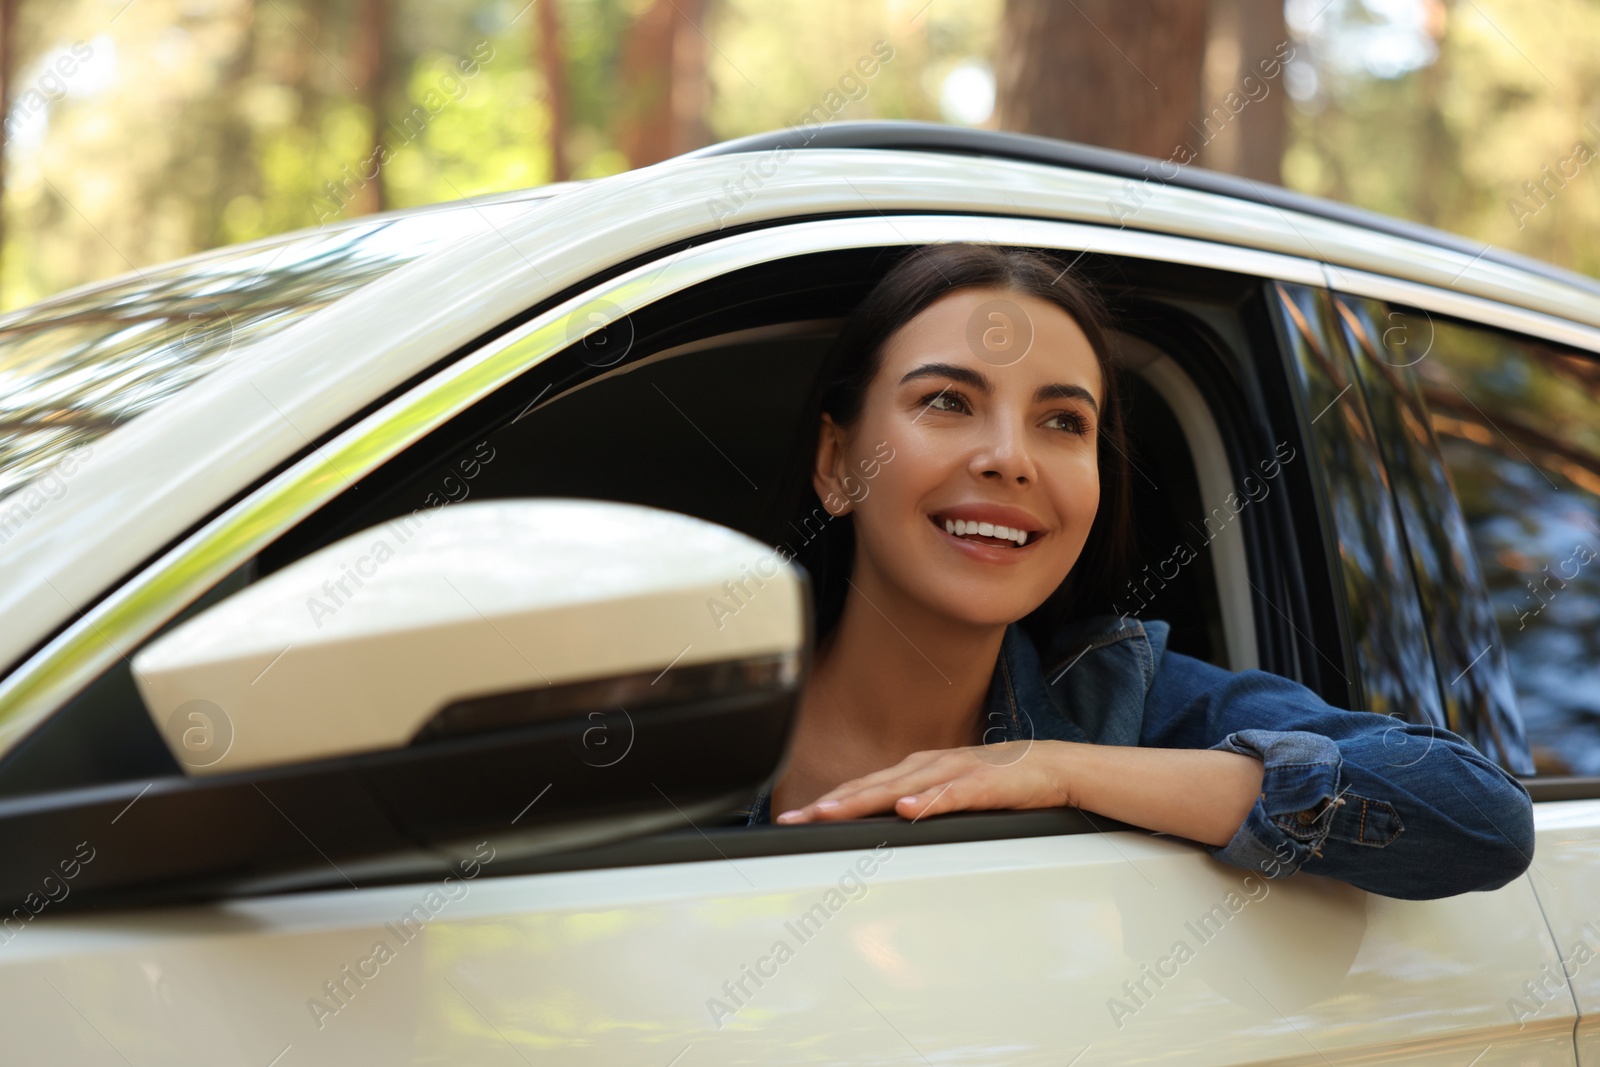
[920,593,1049,633]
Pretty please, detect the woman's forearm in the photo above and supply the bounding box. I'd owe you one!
[777,737,1267,848]
[1049,741,1265,847]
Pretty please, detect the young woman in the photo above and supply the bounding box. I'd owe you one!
[738,242,1535,901]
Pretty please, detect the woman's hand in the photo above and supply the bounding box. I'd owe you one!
[774,740,1074,824]
[772,739,1265,847]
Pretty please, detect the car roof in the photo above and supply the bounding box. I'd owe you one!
[0,184,586,322]
[15,120,1597,325]
[692,121,1600,301]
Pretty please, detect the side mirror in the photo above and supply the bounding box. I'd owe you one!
[133,499,805,775]
[0,501,805,911]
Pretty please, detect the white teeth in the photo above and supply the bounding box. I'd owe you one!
[939,516,1034,546]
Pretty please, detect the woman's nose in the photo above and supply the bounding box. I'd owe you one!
[971,417,1037,485]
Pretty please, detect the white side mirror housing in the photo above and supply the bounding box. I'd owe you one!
[132,500,805,775]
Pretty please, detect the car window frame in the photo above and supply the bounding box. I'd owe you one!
[3,212,1565,904]
[0,214,1334,766]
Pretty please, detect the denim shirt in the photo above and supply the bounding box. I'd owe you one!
[736,614,1535,900]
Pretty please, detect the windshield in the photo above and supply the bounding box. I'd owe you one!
[0,197,543,509]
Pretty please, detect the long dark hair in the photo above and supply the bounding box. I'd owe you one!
[764,243,1133,655]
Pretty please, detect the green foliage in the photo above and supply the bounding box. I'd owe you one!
[7,0,1600,314]
[383,47,549,208]
[1,0,1006,312]
[707,0,999,136]
[1284,0,1600,279]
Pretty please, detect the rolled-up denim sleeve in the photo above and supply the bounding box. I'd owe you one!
[1142,650,1535,900]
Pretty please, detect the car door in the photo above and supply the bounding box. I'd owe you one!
[1328,289,1600,1065]
[0,212,1574,1066]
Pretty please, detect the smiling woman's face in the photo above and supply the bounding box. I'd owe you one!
[815,286,1105,629]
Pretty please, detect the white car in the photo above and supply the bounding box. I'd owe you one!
[0,121,1597,1065]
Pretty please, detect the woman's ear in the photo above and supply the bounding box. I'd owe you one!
[812,412,853,516]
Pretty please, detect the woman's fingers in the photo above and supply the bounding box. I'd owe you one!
[777,749,1015,823]
[892,779,964,820]
[827,766,991,822]
[777,767,954,823]
[815,750,947,799]
[773,741,1067,824]
[788,752,954,811]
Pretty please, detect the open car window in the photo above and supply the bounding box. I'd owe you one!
[259,251,1258,674]
[0,238,1374,901]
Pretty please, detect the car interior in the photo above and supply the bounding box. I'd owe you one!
[253,246,1266,671]
[0,243,1305,888]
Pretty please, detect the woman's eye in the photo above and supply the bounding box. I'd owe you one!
[1046,410,1091,435]
[919,390,968,415]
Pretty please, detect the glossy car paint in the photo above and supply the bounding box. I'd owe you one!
[0,834,1574,1065]
[1528,801,1600,1065]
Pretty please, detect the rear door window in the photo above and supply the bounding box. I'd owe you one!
[1378,309,1600,776]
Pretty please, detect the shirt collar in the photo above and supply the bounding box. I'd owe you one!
[989,621,1093,746]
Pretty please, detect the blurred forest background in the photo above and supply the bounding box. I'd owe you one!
[0,0,1594,311]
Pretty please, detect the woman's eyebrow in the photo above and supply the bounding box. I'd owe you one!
[898,362,990,393]
[1034,383,1099,414]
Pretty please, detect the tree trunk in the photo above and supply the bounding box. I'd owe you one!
[995,0,1207,160]
[537,0,569,181]
[0,0,18,290]
[1197,0,1286,183]
[1413,20,1450,229]
[199,0,257,249]
[615,0,710,168]
[355,0,390,214]
[668,0,709,154]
